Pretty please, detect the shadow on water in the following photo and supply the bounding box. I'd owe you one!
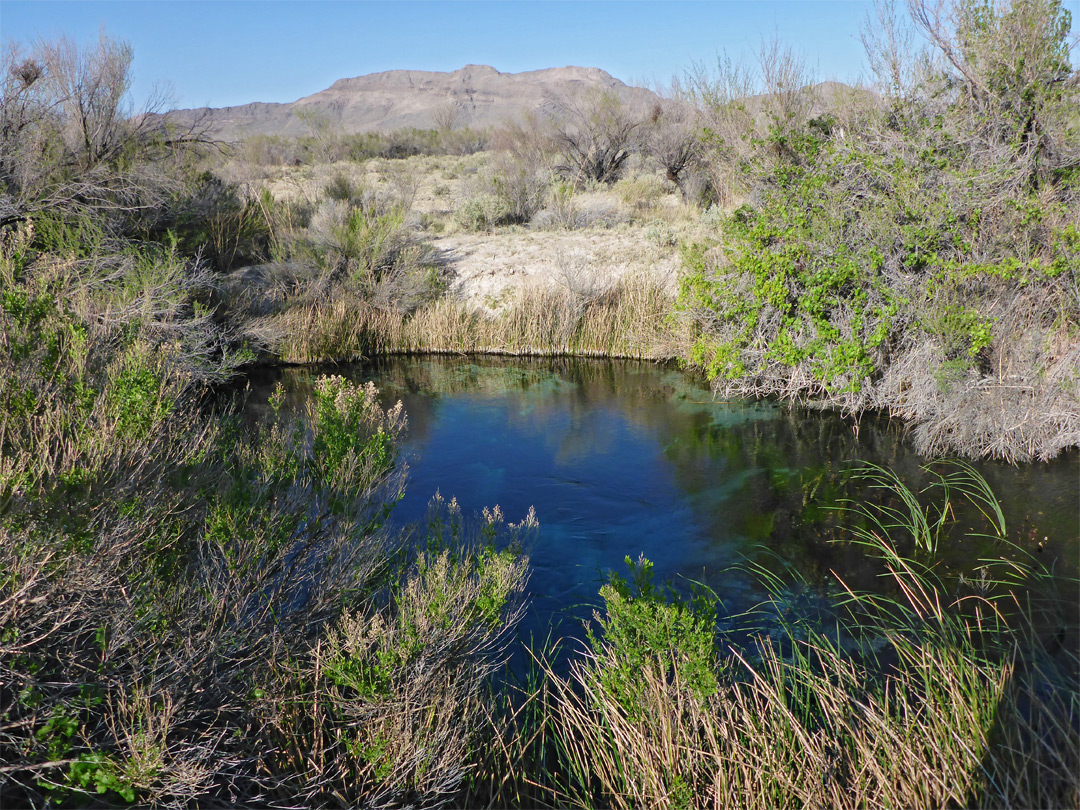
[244,355,1079,654]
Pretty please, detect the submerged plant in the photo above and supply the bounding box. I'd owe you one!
[842,460,1007,555]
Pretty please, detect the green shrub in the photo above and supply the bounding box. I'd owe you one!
[678,144,896,395]
[0,368,416,807]
[454,192,510,231]
[0,227,231,495]
[587,555,719,716]
[308,375,402,493]
[677,0,1079,460]
[105,359,175,443]
[261,493,535,806]
[324,171,361,204]
[543,464,1078,810]
[151,171,272,272]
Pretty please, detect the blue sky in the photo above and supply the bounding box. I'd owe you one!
[2,1,1075,110]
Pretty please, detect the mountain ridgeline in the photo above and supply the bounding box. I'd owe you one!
[167,64,658,139]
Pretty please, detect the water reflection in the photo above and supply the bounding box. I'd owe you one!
[246,356,1079,640]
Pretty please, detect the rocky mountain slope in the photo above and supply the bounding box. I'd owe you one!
[168,64,656,140]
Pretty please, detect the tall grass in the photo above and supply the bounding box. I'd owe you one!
[4,210,1075,809]
[264,273,680,363]
[534,463,1078,810]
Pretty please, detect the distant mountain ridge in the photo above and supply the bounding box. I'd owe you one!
[167,64,657,140]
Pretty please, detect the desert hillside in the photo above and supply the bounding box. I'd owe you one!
[168,64,657,139]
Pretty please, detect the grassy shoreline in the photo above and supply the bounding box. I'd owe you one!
[263,275,680,364]
[233,272,1077,464]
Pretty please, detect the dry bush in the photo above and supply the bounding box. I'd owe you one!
[432,99,462,134]
[0,233,249,806]
[614,172,669,206]
[0,384,407,805]
[879,280,1080,460]
[529,182,580,230]
[208,165,444,333]
[296,108,349,164]
[530,182,627,230]
[290,183,440,313]
[4,221,529,807]
[488,149,551,225]
[0,421,233,808]
[642,89,705,199]
[547,88,650,186]
[143,173,274,273]
[684,38,817,207]
[1,33,207,231]
[1,288,535,808]
[550,635,1076,809]
[236,133,302,168]
[685,54,764,207]
[0,225,238,494]
[0,31,542,810]
[379,159,423,211]
[453,189,511,232]
[439,126,491,157]
[453,125,554,231]
[756,37,816,135]
[493,111,557,181]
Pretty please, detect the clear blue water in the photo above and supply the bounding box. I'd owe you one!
[249,356,1080,643]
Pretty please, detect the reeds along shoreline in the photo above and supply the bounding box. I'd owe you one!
[463,465,1080,810]
[261,274,682,364]
[242,270,1079,464]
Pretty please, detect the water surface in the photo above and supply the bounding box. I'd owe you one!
[249,356,1079,641]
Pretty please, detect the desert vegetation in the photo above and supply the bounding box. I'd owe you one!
[2,0,1078,806]
[678,0,1080,462]
[0,34,533,807]
[536,465,1078,809]
[167,0,1079,462]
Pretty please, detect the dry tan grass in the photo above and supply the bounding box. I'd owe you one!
[563,644,1078,810]
[265,273,685,364]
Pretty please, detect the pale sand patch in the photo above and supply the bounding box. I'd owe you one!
[239,154,700,312]
[431,228,681,310]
